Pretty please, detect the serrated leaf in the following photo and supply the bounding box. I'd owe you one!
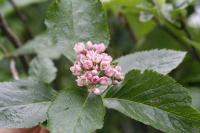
[45,0,109,62]
[29,57,57,83]
[189,87,200,110]
[0,79,56,128]
[15,34,62,59]
[104,70,200,132]
[116,49,186,75]
[48,89,105,133]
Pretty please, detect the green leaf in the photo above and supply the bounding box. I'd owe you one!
[15,34,62,59]
[104,70,200,132]
[48,89,105,133]
[45,0,109,62]
[189,87,200,110]
[116,49,186,75]
[0,79,56,128]
[0,0,47,16]
[29,57,57,83]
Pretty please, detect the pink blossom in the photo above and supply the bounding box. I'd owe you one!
[86,41,93,50]
[86,51,102,63]
[91,70,98,75]
[105,67,115,77]
[93,88,101,95]
[76,76,88,86]
[86,50,95,59]
[74,42,85,53]
[115,66,122,71]
[77,54,86,61]
[114,70,124,80]
[70,64,82,76]
[94,43,106,53]
[91,76,100,84]
[102,53,112,63]
[93,65,99,70]
[84,71,93,80]
[82,59,93,70]
[100,61,110,71]
[100,76,110,85]
[92,53,102,63]
[70,41,124,95]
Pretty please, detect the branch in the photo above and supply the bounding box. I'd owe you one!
[10,59,20,80]
[0,14,29,71]
[155,20,200,63]
[8,0,33,39]
[179,18,200,62]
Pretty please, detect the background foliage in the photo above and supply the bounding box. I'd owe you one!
[1,0,200,133]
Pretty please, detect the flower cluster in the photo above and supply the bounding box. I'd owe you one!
[70,41,124,95]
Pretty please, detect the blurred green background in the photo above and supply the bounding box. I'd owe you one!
[0,0,200,132]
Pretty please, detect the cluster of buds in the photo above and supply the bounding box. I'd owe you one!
[70,41,124,95]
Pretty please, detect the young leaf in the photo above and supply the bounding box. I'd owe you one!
[116,49,186,75]
[29,57,57,83]
[0,79,56,128]
[45,0,109,62]
[104,70,200,132]
[189,87,200,111]
[48,89,105,133]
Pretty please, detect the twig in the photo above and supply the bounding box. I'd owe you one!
[8,0,33,39]
[10,59,20,80]
[179,18,200,62]
[0,14,29,71]
[0,44,7,54]
[155,19,200,63]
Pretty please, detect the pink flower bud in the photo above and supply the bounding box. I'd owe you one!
[86,41,94,50]
[86,51,95,60]
[76,76,88,86]
[93,65,99,70]
[91,70,98,75]
[92,53,102,63]
[93,88,101,95]
[91,76,100,84]
[114,70,124,80]
[102,53,112,63]
[115,66,122,71]
[82,59,93,70]
[105,67,115,77]
[94,43,106,53]
[77,54,86,61]
[70,64,82,76]
[84,71,93,80]
[100,61,110,71]
[74,42,85,53]
[71,41,124,92]
[100,76,110,85]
